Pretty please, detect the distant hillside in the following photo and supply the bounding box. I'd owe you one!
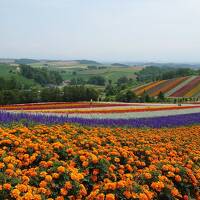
[0,59,15,64]
[0,63,39,87]
[15,59,40,65]
[111,63,129,67]
[76,60,101,65]
[145,62,200,69]
[133,76,200,98]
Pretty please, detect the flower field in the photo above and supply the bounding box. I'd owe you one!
[1,102,200,128]
[0,124,199,199]
[0,102,200,199]
[133,76,200,98]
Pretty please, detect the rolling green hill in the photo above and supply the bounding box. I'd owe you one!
[53,66,140,83]
[0,64,39,87]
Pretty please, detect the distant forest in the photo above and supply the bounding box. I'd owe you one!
[136,66,200,82]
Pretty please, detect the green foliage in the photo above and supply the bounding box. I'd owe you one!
[158,91,165,102]
[87,76,106,86]
[70,77,86,85]
[20,64,63,86]
[63,86,99,102]
[136,66,197,82]
[116,90,138,102]
[117,76,129,86]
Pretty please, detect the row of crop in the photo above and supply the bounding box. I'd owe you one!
[184,82,200,98]
[146,79,171,97]
[25,105,200,114]
[170,76,200,97]
[134,80,165,96]
[2,110,200,128]
[149,77,188,97]
[0,124,199,199]
[0,102,132,111]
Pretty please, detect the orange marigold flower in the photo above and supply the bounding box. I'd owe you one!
[16,184,27,193]
[45,175,53,182]
[105,193,115,200]
[60,188,68,196]
[151,181,164,192]
[52,173,60,179]
[117,180,126,188]
[11,189,20,198]
[80,155,87,162]
[82,161,89,167]
[139,193,149,200]
[65,181,72,190]
[0,162,5,169]
[104,183,116,190]
[56,196,64,200]
[175,175,181,182]
[39,180,47,188]
[126,164,133,172]
[3,183,11,190]
[7,163,14,170]
[96,193,105,200]
[114,157,120,163]
[40,171,47,177]
[57,166,65,173]
[171,188,179,196]
[144,172,152,179]
[91,154,98,164]
[123,190,132,199]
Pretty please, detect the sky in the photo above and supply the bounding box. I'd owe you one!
[0,0,200,63]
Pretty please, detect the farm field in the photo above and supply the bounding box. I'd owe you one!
[133,76,200,98]
[2,102,200,127]
[51,66,140,84]
[0,102,199,200]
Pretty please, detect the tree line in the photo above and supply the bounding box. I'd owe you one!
[0,86,99,105]
[136,66,198,82]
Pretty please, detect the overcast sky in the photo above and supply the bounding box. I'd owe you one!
[0,0,200,62]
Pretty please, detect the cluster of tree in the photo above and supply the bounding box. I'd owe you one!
[75,60,101,65]
[115,90,165,103]
[0,76,27,90]
[136,66,197,82]
[0,86,99,105]
[87,66,98,69]
[117,76,133,86]
[70,77,86,85]
[104,76,136,98]
[20,65,63,86]
[87,76,106,86]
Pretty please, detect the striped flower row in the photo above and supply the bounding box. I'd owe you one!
[21,105,200,114]
[1,111,200,128]
[133,75,200,98]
